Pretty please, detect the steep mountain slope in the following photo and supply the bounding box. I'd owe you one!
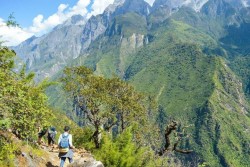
[83,12,148,76]
[128,44,250,167]
[194,58,250,166]
[124,20,216,112]
[151,0,250,97]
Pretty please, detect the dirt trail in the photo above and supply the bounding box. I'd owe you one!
[41,144,92,167]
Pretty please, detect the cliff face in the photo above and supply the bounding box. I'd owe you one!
[13,0,152,80]
[13,15,86,79]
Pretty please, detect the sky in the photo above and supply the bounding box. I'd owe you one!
[0,0,155,46]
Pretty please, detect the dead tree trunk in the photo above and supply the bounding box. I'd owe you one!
[158,121,193,156]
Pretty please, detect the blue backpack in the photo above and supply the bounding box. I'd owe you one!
[60,134,69,148]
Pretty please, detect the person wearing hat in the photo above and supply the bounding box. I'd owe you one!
[48,126,57,150]
[58,126,74,167]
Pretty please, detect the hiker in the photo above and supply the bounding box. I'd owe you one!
[58,126,74,167]
[47,126,57,149]
[37,126,47,145]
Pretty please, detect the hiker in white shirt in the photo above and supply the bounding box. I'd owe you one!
[58,126,74,167]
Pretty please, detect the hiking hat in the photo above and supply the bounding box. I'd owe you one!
[64,126,70,131]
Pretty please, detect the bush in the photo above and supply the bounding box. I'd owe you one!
[73,126,95,150]
[92,128,168,167]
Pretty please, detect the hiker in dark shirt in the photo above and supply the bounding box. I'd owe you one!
[37,126,47,145]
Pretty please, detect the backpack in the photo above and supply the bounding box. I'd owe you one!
[59,134,69,148]
[48,127,56,139]
[48,130,56,139]
[59,134,70,153]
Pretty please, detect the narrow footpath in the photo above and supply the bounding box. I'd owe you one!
[39,144,103,167]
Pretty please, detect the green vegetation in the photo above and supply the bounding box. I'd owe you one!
[230,56,250,97]
[126,35,216,118]
[0,47,53,140]
[113,12,147,37]
[0,47,53,164]
[93,128,169,167]
[0,132,20,167]
[0,47,87,166]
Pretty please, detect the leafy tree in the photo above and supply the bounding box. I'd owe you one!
[61,66,113,148]
[107,77,146,133]
[61,66,147,148]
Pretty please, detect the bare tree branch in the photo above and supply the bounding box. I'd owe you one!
[158,121,193,156]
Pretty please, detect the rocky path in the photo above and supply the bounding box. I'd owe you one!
[40,145,103,167]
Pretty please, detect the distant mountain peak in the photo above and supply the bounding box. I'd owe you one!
[105,0,151,18]
[153,0,209,12]
[153,0,250,12]
[61,14,86,26]
[114,0,126,4]
[239,0,250,7]
[242,0,250,7]
[105,0,126,13]
[52,14,86,32]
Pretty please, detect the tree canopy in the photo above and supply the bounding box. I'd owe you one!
[61,66,147,148]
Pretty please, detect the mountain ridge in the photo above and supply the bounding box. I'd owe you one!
[13,0,250,76]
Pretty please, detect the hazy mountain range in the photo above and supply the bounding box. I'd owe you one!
[13,0,250,78]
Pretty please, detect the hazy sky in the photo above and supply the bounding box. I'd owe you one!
[0,0,155,46]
